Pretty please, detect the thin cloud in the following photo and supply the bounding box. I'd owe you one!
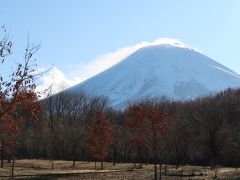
[72,38,201,83]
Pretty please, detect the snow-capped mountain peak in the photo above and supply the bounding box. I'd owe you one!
[66,43,240,109]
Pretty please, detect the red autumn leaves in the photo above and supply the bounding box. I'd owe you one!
[86,104,167,167]
[0,37,43,156]
[87,111,113,162]
[127,103,167,157]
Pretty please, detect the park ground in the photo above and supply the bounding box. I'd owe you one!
[1,160,240,179]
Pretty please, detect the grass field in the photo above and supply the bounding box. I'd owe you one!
[1,159,240,179]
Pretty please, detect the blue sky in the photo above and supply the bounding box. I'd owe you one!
[1,0,240,92]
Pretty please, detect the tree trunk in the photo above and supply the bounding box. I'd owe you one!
[153,129,157,180]
[72,145,76,167]
[1,144,3,168]
[136,148,140,168]
[101,161,103,170]
[138,150,142,168]
[159,163,162,180]
[154,163,157,180]
[164,164,167,174]
[113,145,116,166]
[7,155,10,163]
[81,149,85,161]
[123,143,126,162]
[51,161,54,170]
[11,157,15,178]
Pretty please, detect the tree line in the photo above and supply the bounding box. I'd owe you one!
[3,89,240,171]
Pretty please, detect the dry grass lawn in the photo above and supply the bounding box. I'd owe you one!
[0,159,240,179]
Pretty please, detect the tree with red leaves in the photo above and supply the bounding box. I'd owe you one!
[145,104,167,180]
[87,111,113,170]
[0,27,43,175]
[127,104,148,168]
[127,102,167,180]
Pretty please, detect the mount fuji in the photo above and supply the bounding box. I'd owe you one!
[65,42,240,109]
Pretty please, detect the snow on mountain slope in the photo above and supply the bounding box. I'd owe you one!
[66,44,240,109]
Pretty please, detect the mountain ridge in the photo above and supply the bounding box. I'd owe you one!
[65,44,240,109]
